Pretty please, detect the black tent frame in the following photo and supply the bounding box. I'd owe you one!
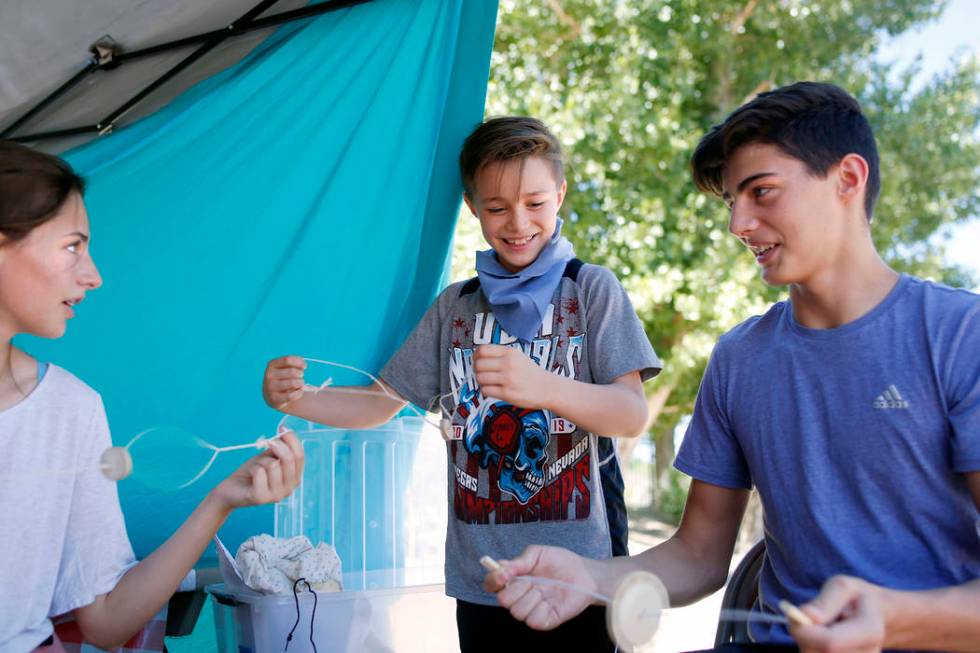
[1,0,374,143]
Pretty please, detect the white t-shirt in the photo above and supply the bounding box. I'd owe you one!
[0,364,136,653]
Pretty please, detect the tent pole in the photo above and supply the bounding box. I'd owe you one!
[3,0,375,144]
[116,0,373,63]
[7,126,100,143]
[0,61,98,138]
[99,0,286,129]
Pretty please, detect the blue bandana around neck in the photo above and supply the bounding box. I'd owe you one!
[475,217,576,343]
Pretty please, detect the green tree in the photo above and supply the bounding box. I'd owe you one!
[455,0,980,517]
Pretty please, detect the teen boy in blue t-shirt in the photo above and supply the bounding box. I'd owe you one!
[484,82,980,651]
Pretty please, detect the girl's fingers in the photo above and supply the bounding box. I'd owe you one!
[249,464,269,502]
[266,438,297,486]
[262,456,284,495]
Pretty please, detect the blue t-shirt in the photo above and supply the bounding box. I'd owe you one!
[675,274,980,644]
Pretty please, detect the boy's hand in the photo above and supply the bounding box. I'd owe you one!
[474,344,551,409]
[212,431,305,510]
[790,576,887,653]
[483,545,595,631]
[263,355,306,409]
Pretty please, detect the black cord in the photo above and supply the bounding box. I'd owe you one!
[284,578,318,653]
[308,580,319,653]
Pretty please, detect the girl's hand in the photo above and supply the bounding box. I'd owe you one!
[212,430,305,509]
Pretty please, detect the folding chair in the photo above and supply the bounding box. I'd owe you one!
[714,540,766,646]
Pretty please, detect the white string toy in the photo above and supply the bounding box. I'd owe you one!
[281,357,457,439]
[479,556,812,653]
[2,357,456,488]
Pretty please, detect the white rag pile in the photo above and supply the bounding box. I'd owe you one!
[235,534,343,594]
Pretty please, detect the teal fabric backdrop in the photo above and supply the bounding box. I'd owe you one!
[19,0,497,562]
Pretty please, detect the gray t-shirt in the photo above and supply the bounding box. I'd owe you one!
[0,365,136,653]
[381,262,661,603]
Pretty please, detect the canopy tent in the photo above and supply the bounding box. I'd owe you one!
[0,0,360,152]
[5,0,498,568]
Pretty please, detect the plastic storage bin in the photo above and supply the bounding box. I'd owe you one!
[208,569,457,653]
[208,416,456,652]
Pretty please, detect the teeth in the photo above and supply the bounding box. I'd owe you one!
[523,473,543,493]
[750,244,776,256]
[505,235,533,246]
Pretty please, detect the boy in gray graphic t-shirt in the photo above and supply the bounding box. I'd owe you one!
[264,117,660,651]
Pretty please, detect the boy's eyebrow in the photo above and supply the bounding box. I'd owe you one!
[482,189,552,202]
[723,172,777,200]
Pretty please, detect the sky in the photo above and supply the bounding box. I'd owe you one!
[877,0,979,286]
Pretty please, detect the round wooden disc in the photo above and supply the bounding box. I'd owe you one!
[606,570,669,653]
[99,446,133,481]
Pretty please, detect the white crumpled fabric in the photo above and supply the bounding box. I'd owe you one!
[235,534,343,594]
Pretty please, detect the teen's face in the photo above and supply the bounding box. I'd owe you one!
[465,156,567,273]
[0,193,102,340]
[722,143,848,287]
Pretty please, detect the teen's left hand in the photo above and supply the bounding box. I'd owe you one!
[212,431,305,509]
[474,344,551,408]
[790,575,887,653]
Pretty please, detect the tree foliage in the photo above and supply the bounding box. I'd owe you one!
[454,0,980,511]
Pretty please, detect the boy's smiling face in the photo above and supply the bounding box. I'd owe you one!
[465,155,567,273]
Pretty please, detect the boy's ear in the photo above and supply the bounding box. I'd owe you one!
[556,179,567,209]
[462,192,478,217]
[836,153,869,210]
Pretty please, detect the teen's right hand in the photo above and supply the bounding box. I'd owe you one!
[262,355,307,409]
[483,545,596,631]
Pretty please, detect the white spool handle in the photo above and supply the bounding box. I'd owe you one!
[100,446,133,481]
[606,570,669,653]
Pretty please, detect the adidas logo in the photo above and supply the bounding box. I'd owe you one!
[873,385,909,409]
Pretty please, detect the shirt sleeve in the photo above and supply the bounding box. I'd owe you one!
[674,340,752,489]
[582,265,662,384]
[379,289,447,410]
[50,396,136,617]
[946,301,980,473]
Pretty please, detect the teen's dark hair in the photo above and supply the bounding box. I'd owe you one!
[459,116,565,196]
[691,82,880,219]
[0,140,85,243]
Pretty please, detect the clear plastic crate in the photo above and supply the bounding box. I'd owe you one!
[208,415,456,652]
[208,569,457,653]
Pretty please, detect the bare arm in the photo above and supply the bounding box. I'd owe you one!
[263,355,406,429]
[593,480,749,604]
[485,480,748,629]
[74,434,304,649]
[473,344,649,436]
[793,471,980,652]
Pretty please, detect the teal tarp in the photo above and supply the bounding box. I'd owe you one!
[20,0,497,559]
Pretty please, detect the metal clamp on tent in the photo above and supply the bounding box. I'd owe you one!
[90,36,121,69]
